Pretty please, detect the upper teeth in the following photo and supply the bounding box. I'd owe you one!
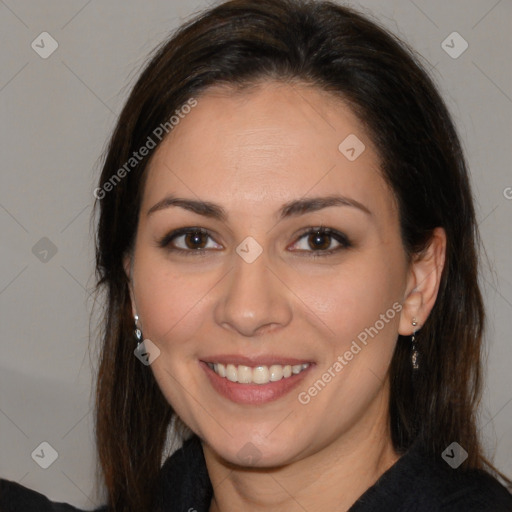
[208,362,310,385]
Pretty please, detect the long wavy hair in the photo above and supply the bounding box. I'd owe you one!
[93,0,510,509]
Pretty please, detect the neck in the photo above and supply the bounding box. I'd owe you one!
[204,390,400,512]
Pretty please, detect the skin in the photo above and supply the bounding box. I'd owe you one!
[125,81,446,511]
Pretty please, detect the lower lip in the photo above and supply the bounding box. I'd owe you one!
[200,361,313,405]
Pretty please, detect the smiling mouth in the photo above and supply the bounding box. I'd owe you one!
[206,362,311,385]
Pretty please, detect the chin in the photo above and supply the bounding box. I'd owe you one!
[205,432,306,469]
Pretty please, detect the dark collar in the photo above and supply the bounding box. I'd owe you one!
[157,435,512,511]
[157,435,213,511]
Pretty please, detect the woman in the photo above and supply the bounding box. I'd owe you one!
[1,0,511,510]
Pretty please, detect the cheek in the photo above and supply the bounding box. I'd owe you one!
[302,255,403,334]
[132,253,213,350]
[294,263,403,412]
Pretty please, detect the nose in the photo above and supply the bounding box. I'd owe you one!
[214,250,293,338]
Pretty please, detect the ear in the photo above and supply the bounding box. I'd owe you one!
[398,227,446,335]
[123,254,137,318]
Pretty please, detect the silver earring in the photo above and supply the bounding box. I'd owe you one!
[411,318,419,370]
[134,314,143,346]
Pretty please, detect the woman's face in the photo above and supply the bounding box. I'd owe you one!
[127,82,413,467]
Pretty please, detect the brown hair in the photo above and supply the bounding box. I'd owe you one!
[93,0,510,509]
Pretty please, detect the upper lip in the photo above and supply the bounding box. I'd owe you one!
[200,354,314,367]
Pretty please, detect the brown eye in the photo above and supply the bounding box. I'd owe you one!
[158,227,222,254]
[184,230,208,249]
[307,231,332,251]
[289,227,351,256]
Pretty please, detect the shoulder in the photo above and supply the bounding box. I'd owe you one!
[435,467,512,511]
[350,440,512,511]
[412,444,512,511]
[0,478,108,512]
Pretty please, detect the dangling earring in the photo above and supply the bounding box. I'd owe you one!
[134,314,143,347]
[411,318,419,370]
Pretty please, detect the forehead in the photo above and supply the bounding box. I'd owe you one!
[142,81,394,219]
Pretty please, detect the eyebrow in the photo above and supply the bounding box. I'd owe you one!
[146,194,372,220]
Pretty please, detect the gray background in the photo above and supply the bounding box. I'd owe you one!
[1,0,511,509]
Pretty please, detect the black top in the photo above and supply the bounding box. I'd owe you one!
[1,435,511,511]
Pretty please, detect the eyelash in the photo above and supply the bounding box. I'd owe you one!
[157,226,352,258]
